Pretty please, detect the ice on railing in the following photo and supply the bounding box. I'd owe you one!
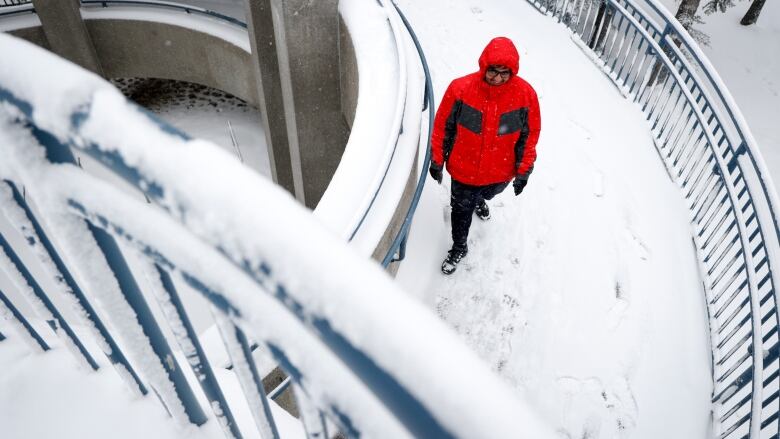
[0,295,46,352]
[0,243,54,323]
[0,32,554,438]
[0,182,116,357]
[0,114,195,427]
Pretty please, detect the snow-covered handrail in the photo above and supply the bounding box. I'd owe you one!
[380,0,434,267]
[0,34,554,438]
[316,0,426,257]
[524,0,779,437]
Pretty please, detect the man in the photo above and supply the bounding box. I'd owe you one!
[429,37,541,275]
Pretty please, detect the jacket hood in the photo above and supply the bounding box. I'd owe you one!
[478,37,520,76]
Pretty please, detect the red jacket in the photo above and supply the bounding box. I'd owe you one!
[431,37,541,186]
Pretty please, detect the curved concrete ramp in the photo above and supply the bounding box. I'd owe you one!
[395,1,712,437]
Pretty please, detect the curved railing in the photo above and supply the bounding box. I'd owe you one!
[381,1,434,267]
[0,0,33,19]
[0,33,554,438]
[525,0,780,437]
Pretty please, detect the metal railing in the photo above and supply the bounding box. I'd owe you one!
[1,0,30,6]
[0,0,33,18]
[381,1,433,267]
[525,0,780,437]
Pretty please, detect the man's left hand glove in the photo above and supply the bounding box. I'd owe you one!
[429,162,443,184]
[513,176,528,196]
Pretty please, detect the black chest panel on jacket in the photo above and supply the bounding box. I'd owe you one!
[498,108,527,135]
[457,102,482,134]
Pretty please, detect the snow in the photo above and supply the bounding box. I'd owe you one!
[395,0,712,437]
[0,319,305,439]
[0,332,216,439]
[141,96,270,179]
[317,0,419,252]
[1,0,776,436]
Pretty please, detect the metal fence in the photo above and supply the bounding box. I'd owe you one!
[524,0,780,437]
[0,0,31,6]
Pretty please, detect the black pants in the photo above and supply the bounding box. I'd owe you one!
[450,179,510,252]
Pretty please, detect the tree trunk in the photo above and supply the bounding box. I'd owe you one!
[647,0,701,86]
[675,0,702,30]
[740,0,766,26]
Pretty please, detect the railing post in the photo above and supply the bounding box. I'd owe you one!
[86,224,207,427]
[151,265,243,439]
[0,287,50,352]
[0,232,99,370]
[1,179,148,396]
[214,312,280,439]
[646,23,672,87]
[293,383,329,439]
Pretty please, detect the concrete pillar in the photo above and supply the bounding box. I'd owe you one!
[245,0,303,201]
[31,0,103,76]
[246,0,349,209]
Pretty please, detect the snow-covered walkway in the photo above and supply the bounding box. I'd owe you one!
[396,1,712,437]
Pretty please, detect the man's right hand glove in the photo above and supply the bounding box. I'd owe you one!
[429,162,443,184]
[513,176,528,196]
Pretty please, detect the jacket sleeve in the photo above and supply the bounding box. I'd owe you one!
[517,84,541,179]
[431,81,459,167]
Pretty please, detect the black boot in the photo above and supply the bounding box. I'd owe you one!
[475,200,490,221]
[441,247,468,275]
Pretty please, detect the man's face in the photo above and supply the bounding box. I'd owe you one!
[485,65,511,86]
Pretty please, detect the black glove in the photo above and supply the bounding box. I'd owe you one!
[429,162,443,184]
[513,176,528,196]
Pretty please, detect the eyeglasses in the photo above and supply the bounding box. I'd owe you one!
[486,67,511,79]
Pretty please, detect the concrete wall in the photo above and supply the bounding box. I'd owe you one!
[371,149,420,275]
[87,19,259,106]
[10,19,258,105]
[8,26,50,50]
[339,14,358,130]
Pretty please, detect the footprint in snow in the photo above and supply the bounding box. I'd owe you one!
[502,294,520,309]
[581,415,602,439]
[630,231,650,261]
[593,170,605,198]
[435,296,451,318]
